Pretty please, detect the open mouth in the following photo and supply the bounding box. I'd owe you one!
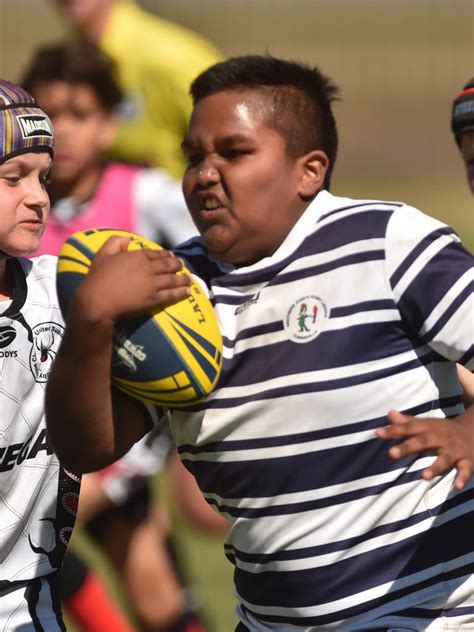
[196,195,226,219]
[202,198,221,210]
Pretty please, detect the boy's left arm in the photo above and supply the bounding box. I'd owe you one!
[382,208,474,490]
[376,406,474,490]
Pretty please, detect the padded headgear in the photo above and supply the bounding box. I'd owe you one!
[451,78,474,145]
[0,79,54,164]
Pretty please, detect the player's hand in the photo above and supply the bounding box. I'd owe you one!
[376,409,474,490]
[73,236,192,323]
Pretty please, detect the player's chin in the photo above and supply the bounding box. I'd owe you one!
[205,241,254,267]
[10,237,42,258]
[201,232,238,264]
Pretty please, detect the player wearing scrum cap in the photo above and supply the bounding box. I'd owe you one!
[0,79,74,631]
[451,78,474,194]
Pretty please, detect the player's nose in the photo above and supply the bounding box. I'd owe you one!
[196,159,220,185]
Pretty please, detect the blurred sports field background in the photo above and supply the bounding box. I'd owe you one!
[1,1,472,630]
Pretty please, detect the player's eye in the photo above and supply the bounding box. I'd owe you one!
[221,149,247,159]
[3,175,20,185]
[185,154,203,168]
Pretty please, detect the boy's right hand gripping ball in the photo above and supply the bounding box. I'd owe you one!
[56,228,223,408]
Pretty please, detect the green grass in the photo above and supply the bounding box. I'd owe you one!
[64,472,236,632]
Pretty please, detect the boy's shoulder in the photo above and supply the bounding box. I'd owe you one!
[17,254,58,277]
[320,191,452,237]
[6,256,62,327]
[14,255,59,298]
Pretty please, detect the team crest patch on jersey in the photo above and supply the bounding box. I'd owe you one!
[285,295,330,343]
[29,322,65,382]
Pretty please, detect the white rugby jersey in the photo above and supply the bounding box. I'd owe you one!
[0,256,79,587]
[171,191,474,630]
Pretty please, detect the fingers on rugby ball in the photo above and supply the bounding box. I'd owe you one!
[57,227,222,408]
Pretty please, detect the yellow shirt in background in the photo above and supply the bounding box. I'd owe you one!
[101,1,222,178]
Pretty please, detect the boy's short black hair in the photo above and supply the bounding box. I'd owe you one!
[21,39,123,111]
[190,55,340,189]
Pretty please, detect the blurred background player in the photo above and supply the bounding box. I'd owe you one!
[0,79,71,631]
[451,77,474,195]
[451,78,474,405]
[21,38,227,632]
[53,0,222,178]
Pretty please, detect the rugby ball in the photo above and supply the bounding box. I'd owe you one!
[56,228,222,408]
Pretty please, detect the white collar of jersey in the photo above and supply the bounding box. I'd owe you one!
[2,258,28,317]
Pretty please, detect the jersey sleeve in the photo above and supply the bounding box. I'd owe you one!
[385,205,473,369]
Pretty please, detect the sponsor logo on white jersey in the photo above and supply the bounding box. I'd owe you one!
[235,292,261,315]
[0,325,18,357]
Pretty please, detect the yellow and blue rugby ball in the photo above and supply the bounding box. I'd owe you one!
[56,228,222,408]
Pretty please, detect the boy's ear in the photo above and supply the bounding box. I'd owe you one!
[297,150,329,198]
[98,114,118,150]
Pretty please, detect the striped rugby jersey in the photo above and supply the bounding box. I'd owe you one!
[0,256,79,586]
[171,191,474,630]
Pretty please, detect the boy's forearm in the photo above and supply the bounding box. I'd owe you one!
[45,308,117,474]
[457,403,474,430]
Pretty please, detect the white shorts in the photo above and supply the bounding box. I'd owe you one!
[0,575,65,632]
[97,419,174,506]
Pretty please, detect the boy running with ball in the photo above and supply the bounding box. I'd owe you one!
[46,56,474,631]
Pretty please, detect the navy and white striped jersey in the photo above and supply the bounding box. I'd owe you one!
[0,256,79,587]
[171,191,474,630]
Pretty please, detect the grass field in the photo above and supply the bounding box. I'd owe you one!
[66,470,237,632]
[1,2,472,630]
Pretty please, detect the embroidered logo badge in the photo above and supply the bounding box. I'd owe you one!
[235,292,260,315]
[17,114,53,139]
[29,322,65,382]
[0,325,16,348]
[285,295,329,343]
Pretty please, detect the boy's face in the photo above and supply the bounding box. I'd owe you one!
[32,81,116,187]
[182,89,314,267]
[459,131,474,194]
[0,152,52,257]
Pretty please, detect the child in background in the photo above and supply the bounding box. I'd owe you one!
[21,38,218,632]
[21,38,196,257]
[54,0,223,178]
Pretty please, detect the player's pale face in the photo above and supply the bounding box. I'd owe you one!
[0,152,52,257]
[182,90,310,267]
[459,131,474,194]
[32,81,115,187]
